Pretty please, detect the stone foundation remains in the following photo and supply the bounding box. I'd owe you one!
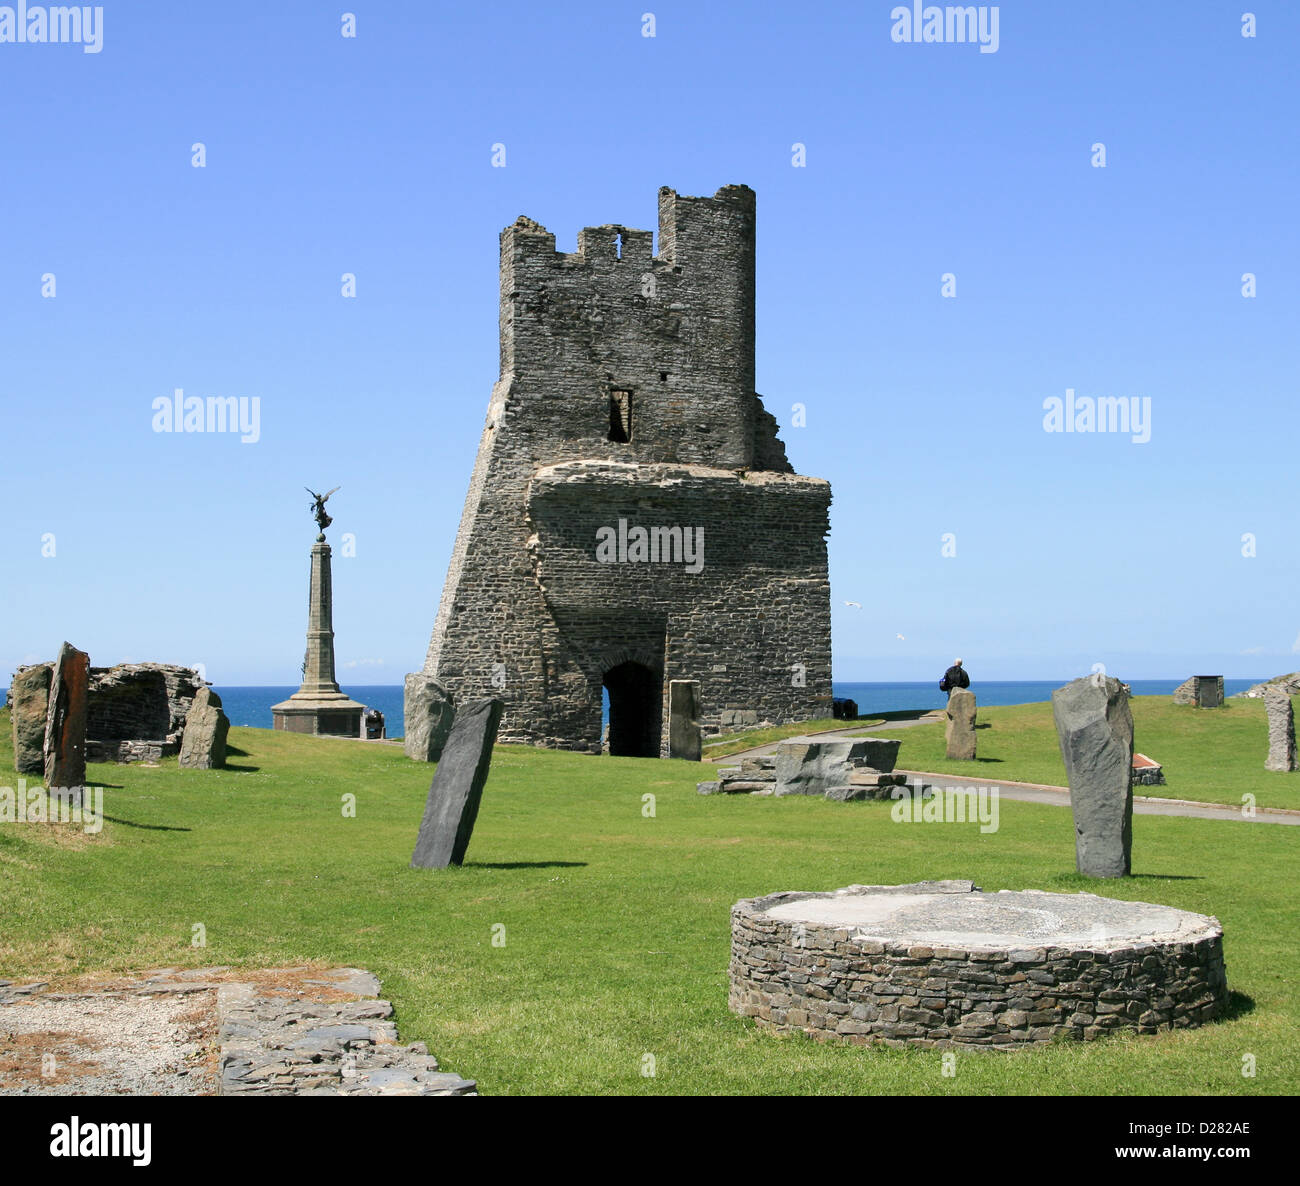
[9,660,203,769]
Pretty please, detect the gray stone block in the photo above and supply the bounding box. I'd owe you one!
[403,672,455,762]
[411,699,504,868]
[1264,688,1297,772]
[179,687,230,770]
[775,736,902,796]
[945,688,977,760]
[1052,675,1133,878]
[9,663,51,775]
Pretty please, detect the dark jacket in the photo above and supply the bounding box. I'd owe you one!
[940,665,970,692]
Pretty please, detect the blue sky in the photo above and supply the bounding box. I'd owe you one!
[1,1,1296,685]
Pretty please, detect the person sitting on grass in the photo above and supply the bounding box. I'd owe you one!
[940,658,970,694]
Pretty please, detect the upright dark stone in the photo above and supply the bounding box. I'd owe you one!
[1052,675,1133,878]
[10,663,52,774]
[945,688,977,760]
[411,700,504,869]
[44,642,89,793]
[668,680,702,761]
[179,687,231,770]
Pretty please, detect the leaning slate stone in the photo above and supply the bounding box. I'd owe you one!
[411,699,504,868]
[945,688,977,760]
[1264,688,1297,772]
[179,686,230,769]
[44,642,89,794]
[10,662,52,774]
[1052,675,1133,878]
[403,672,455,762]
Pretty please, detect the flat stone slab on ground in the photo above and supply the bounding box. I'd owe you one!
[0,965,475,1097]
[761,887,1219,952]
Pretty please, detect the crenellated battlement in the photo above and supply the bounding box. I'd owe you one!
[498,186,758,466]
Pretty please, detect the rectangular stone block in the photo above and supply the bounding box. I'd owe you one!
[668,680,702,761]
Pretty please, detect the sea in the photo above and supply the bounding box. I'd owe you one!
[213,679,1262,740]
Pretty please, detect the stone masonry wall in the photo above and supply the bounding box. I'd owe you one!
[422,185,832,753]
[730,892,1229,1050]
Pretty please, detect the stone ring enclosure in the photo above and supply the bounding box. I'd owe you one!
[730,881,1228,1049]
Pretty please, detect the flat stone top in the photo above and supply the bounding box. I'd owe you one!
[759,888,1220,952]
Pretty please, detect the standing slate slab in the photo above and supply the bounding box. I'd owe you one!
[44,642,89,794]
[668,680,702,761]
[1052,675,1134,878]
[945,688,977,759]
[411,699,504,869]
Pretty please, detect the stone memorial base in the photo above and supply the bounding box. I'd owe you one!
[730,881,1228,1049]
[271,694,364,737]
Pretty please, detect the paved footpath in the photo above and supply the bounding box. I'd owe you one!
[708,717,1300,827]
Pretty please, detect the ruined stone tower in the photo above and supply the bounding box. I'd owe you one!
[419,184,831,756]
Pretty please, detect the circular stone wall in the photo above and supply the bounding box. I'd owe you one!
[729,880,1228,1049]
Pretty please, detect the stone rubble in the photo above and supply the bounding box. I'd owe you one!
[218,967,476,1096]
[699,739,933,802]
[2,966,475,1097]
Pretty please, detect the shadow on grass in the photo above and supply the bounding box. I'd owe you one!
[1222,991,1255,1021]
[863,709,932,722]
[465,861,588,870]
[1127,873,1205,881]
[103,814,191,833]
[222,747,260,773]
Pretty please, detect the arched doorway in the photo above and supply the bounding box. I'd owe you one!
[603,661,662,757]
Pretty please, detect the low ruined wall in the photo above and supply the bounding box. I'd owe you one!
[729,890,1228,1050]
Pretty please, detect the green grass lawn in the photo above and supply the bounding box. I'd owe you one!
[1,706,1296,1095]
[889,695,1300,812]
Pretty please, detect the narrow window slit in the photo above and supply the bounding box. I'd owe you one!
[609,390,632,442]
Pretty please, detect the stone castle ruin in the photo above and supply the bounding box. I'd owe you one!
[416,184,832,756]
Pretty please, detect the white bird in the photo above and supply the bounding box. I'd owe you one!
[843,600,862,609]
[896,633,906,641]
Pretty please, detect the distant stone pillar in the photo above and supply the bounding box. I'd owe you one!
[1264,689,1297,772]
[44,642,89,798]
[272,538,364,736]
[668,680,702,761]
[945,689,977,759]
